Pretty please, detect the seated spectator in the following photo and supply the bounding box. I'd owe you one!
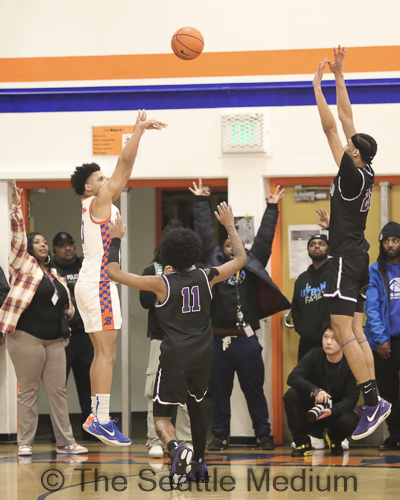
[284,324,359,456]
[52,232,95,441]
[365,222,400,450]
[0,181,88,457]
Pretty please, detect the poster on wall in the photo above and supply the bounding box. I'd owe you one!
[234,215,254,250]
[93,126,134,156]
[288,225,328,279]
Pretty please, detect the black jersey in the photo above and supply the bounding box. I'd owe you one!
[155,267,214,371]
[329,152,374,257]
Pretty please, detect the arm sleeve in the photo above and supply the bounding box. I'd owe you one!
[249,204,279,267]
[108,237,121,264]
[330,373,360,419]
[338,152,364,200]
[9,204,28,272]
[139,265,157,310]
[286,350,318,396]
[193,196,222,265]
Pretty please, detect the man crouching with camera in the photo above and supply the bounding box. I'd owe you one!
[284,324,360,456]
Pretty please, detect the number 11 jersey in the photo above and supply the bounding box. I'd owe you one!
[155,267,214,371]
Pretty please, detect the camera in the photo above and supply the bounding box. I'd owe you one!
[307,402,330,422]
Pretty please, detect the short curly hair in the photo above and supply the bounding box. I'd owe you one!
[159,228,202,272]
[70,163,100,195]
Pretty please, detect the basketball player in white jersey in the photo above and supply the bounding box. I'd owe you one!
[70,110,167,446]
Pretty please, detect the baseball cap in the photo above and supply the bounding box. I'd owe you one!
[53,232,75,248]
[307,233,329,247]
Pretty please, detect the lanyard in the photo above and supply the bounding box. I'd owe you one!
[325,356,343,395]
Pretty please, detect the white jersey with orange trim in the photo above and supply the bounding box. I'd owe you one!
[78,196,120,283]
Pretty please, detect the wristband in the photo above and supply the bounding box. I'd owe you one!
[310,387,322,399]
[108,237,121,264]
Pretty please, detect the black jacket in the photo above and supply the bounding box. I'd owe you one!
[287,347,360,419]
[194,196,290,320]
[51,255,85,334]
[0,267,10,308]
[291,261,330,342]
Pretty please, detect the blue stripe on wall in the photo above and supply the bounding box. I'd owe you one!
[1,79,400,113]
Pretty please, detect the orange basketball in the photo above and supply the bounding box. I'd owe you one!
[171,27,204,60]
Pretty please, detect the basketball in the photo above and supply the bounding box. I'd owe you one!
[171,27,204,60]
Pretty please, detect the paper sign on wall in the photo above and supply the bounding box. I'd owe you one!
[288,225,329,279]
[93,126,134,156]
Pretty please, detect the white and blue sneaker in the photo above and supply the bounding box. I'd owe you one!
[87,418,132,447]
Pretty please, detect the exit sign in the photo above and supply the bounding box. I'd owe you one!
[221,113,264,153]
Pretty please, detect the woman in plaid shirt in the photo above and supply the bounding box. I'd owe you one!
[0,181,88,457]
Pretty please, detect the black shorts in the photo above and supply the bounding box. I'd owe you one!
[324,254,370,316]
[152,362,211,417]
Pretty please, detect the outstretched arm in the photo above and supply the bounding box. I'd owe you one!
[327,46,356,141]
[313,59,344,168]
[250,185,284,266]
[106,218,168,303]
[209,203,247,285]
[95,111,167,211]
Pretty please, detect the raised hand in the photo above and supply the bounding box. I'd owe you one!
[266,185,285,204]
[11,180,22,206]
[189,179,211,197]
[316,208,330,229]
[313,58,328,88]
[137,118,168,131]
[327,45,346,75]
[109,216,126,240]
[214,202,234,228]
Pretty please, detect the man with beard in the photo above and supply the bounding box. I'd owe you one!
[52,232,94,440]
[365,222,400,450]
[292,234,331,361]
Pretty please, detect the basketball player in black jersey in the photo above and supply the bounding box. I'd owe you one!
[107,202,246,488]
[313,46,391,440]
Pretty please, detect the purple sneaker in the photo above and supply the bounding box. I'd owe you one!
[187,461,209,482]
[352,397,392,440]
[169,445,193,489]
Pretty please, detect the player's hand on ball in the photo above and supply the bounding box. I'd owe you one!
[109,216,126,240]
[214,202,234,228]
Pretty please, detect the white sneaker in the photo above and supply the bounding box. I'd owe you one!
[341,438,349,450]
[148,444,164,458]
[18,444,32,456]
[57,443,88,455]
[309,436,325,450]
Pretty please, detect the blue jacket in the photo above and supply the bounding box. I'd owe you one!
[365,261,390,351]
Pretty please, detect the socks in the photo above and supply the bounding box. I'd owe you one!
[360,380,378,407]
[167,440,179,453]
[91,396,97,416]
[96,394,110,424]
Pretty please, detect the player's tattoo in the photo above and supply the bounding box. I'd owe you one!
[225,226,244,256]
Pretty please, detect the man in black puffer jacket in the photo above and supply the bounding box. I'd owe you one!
[191,180,290,451]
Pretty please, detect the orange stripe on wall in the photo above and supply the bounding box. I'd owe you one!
[1,46,400,83]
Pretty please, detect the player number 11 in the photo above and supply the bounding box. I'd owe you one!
[182,286,201,313]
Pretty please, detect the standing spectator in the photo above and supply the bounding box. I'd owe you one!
[284,324,359,456]
[292,234,330,361]
[365,222,400,450]
[0,181,87,456]
[52,231,94,440]
[140,219,192,459]
[191,180,290,451]
[0,267,10,347]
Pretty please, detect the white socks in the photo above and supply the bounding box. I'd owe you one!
[96,394,110,424]
[91,396,97,416]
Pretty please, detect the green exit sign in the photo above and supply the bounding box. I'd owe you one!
[232,122,256,144]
